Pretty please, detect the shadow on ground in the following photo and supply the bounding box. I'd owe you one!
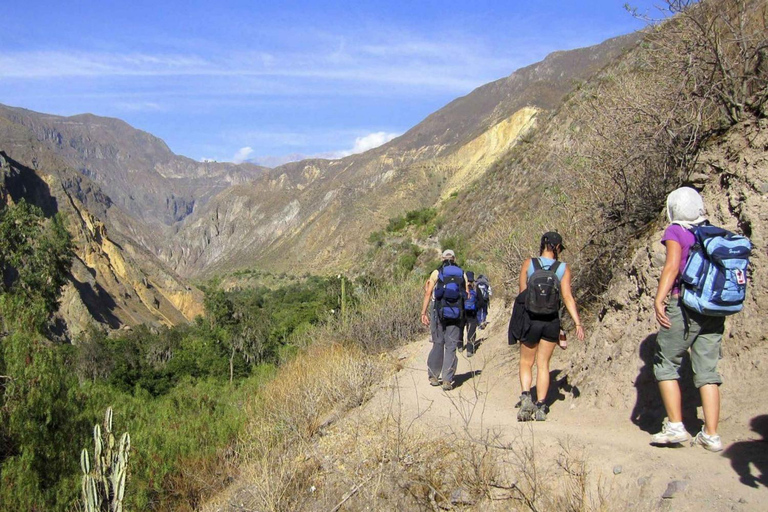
[453,370,482,389]
[724,415,768,488]
[631,333,703,435]
[526,370,580,413]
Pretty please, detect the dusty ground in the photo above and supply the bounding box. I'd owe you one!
[336,303,768,511]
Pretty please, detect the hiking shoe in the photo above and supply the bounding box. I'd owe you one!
[517,393,536,422]
[651,420,691,445]
[534,402,549,421]
[429,376,440,387]
[441,381,454,391]
[691,429,723,452]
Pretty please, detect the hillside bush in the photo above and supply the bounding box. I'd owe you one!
[328,276,423,353]
[543,0,768,305]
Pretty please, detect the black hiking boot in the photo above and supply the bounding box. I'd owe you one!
[517,393,536,422]
[534,402,549,421]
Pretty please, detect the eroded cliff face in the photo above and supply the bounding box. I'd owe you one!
[564,118,768,431]
[163,107,539,277]
[0,152,203,339]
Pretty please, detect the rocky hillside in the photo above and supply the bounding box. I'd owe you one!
[567,117,768,429]
[0,104,266,227]
[433,0,768,430]
[0,151,203,339]
[0,34,641,280]
[162,33,642,277]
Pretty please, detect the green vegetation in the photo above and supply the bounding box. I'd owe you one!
[385,207,438,234]
[0,201,80,509]
[0,200,353,512]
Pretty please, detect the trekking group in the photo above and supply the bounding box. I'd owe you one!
[419,187,751,451]
[420,250,492,390]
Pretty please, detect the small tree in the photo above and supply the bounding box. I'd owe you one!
[632,0,768,124]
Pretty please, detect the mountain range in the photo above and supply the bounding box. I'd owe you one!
[0,32,641,333]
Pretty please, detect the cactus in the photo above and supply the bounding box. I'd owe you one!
[80,407,131,512]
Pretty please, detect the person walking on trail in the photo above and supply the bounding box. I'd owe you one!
[424,277,439,345]
[420,249,470,391]
[463,271,479,357]
[517,232,584,421]
[475,274,491,329]
[651,187,745,452]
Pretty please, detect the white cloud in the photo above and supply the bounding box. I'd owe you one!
[350,131,399,154]
[0,32,522,94]
[245,130,400,167]
[232,146,254,163]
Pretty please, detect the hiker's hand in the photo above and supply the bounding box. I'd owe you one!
[655,300,671,329]
[420,312,430,326]
[575,325,585,341]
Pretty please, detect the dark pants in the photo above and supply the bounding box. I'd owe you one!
[465,315,478,353]
[428,319,460,383]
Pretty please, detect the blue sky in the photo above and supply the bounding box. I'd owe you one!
[0,1,660,165]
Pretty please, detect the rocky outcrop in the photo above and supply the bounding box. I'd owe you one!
[0,151,203,339]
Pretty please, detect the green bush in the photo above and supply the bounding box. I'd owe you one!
[405,207,437,226]
[385,216,407,232]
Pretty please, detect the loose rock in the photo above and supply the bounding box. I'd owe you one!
[661,480,688,499]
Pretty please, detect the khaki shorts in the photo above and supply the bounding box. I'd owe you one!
[653,299,725,388]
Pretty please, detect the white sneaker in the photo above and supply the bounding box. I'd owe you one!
[651,420,691,445]
[691,429,723,452]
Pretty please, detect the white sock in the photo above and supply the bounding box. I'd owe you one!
[668,421,685,431]
[701,429,719,439]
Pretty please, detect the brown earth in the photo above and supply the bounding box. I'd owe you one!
[325,306,766,511]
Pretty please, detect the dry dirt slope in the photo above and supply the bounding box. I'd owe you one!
[316,307,766,511]
[206,301,766,511]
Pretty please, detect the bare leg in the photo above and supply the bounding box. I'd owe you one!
[699,384,720,435]
[534,340,557,403]
[658,380,683,423]
[519,342,538,392]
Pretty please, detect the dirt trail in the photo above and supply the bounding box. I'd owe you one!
[360,306,768,511]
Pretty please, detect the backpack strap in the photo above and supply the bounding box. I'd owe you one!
[549,261,562,278]
[531,258,563,280]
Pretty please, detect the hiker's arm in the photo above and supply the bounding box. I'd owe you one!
[518,259,531,293]
[560,266,584,341]
[654,240,682,329]
[421,280,435,326]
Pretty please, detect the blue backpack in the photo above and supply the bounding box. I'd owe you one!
[680,224,751,316]
[434,263,465,323]
[465,289,477,313]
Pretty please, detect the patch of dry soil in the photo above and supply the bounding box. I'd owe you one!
[354,304,768,511]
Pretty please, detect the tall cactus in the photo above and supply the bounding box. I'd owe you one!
[80,407,131,512]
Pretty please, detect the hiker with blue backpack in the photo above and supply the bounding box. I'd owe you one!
[517,232,584,421]
[420,249,470,390]
[463,272,479,357]
[651,187,751,452]
[475,274,491,329]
